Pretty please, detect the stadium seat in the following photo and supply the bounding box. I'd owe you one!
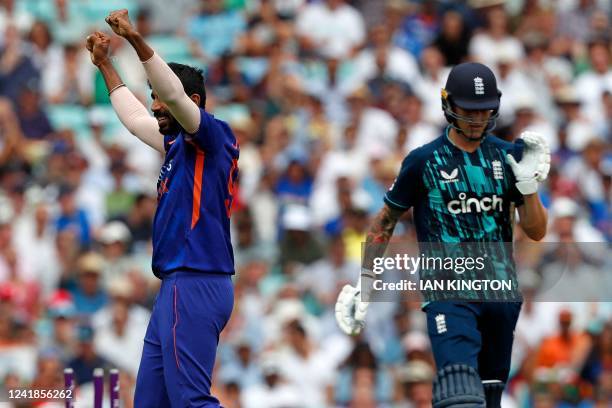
[147,36,193,62]
[47,104,88,134]
[83,0,138,27]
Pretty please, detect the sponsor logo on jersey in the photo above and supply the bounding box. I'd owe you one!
[447,192,503,214]
[440,168,459,183]
[492,160,504,180]
[474,77,485,95]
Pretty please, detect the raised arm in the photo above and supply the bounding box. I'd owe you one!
[85,32,164,153]
[105,9,201,134]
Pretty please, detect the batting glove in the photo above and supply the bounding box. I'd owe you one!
[506,131,551,195]
[335,275,370,336]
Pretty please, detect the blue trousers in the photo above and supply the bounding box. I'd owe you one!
[135,271,234,407]
[424,302,522,382]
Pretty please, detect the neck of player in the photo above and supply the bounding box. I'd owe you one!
[448,126,482,153]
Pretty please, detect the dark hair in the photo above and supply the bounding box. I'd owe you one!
[168,62,206,108]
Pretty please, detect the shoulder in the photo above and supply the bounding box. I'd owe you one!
[485,135,514,149]
[485,135,523,161]
[485,134,520,152]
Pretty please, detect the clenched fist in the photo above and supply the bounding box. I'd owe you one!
[85,32,111,66]
[105,9,136,38]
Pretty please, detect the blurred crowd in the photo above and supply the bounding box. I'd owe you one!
[0,0,611,407]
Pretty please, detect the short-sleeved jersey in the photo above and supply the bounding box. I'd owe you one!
[384,128,524,300]
[152,108,239,277]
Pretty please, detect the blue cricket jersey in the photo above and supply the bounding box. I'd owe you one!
[152,108,239,277]
[384,128,525,300]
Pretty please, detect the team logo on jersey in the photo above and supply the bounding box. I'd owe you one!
[440,168,459,183]
[474,77,484,95]
[492,160,504,180]
[156,159,174,200]
[447,192,504,214]
[435,314,447,334]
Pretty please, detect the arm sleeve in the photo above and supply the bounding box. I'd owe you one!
[383,149,424,211]
[141,53,201,134]
[110,86,164,153]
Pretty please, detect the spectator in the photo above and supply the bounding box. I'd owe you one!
[398,92,439,152]
[68,252,108,316]
[469,5,524,68]
[233,208,276,270]
[43,43,93,105]
[414,46,451,126]
[346,86,398,154]
[39,290,78,362]
[278,205,323,270]
[30,350,64,391]
[13,202,60,297]
[574,39,612,126]
[54,184,91,249]
[563,139,610,230]
[27,20,62,76]
[66,324,110,386]
[297,234,357,309]
[240,356,301,408]
[394,360,434,408]
[98,221,136,283]
[125,193,156,246]
[295,0,366,59]
[432,9,471,66]
[187,0,246,62]
[353,24,421,88]
[392,0,439,58]
[277,320,335,407]
[275,156,313,207]
[556,0,607,45]
[497,94,557,149]
[535,309,591,371]
[218,339,262,389]
[580,321,612,386]
[93,277,148,377]
[16,83,54,140]
[0,24,39,103]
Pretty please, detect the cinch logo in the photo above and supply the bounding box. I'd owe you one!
[447,192,503,214]
[440,168,459,183]
[474,77,484,95]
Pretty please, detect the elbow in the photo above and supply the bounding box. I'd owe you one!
[526,228,546,242]
[158,89,184,106]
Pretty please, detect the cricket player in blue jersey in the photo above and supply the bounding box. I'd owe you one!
[336,63,550,407]
[86,9,238,407]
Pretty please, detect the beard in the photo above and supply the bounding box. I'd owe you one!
[457,119,489,141]
[154,110,180,135]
